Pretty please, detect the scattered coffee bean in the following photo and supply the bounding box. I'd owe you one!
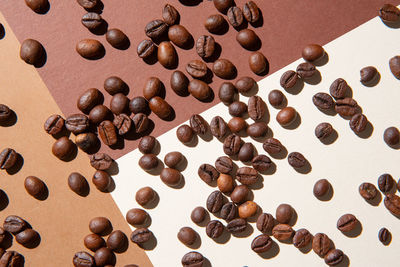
[313,179,331,198]
[126,208,149,226]
[65,114,89,134]
[248,95,266,121]
[223,134,243,156]
[73,251,95,267]
[235,77,256,95]
[135,186,155,206]
[229,101,248,117]
[181,251,204,267]
[263,138,283,154]
[145,20,168,39]
[252,154,272,172]
[315,122,333,139]
[360,66,377,83]
[243,1,260,23]
[293,228,312,248]
[256,213,275,233]
[213,59,236,79]
[0,148,17,170]
[210,116,228,139]
[81,12,102,31]
[213,0,234,13]
[76,39,104,59]
[247,122,268,138]
[113,114,132,135]
[3,215,27,234]
[227,218,247,233]
[230,184,249,204]
[0,104,12,124]
[349,113,367,133]
[335,98,358,117]
[206,220,224,238]
[384,126,400,146]
[186,60,208,78]
[106,28,128,49]
[110,93,129,115]
[227,6,244,27]
[176,125,195,144]
[288,152,307,168]
[158,41,177,69]
[130,228,153,244]
[137,39,156,59]
[359,182,378,201]
[68,172,89,196]
[191,207,207,224]
[337,214,358,232]
[24,176,46,199]
[20,39,45,66]
[107,230,127,251]
[139,154,159,171]
[205,14,227,34]
[92,170,111,192]
[164,151,183,169]
[170,71,189,96]
[177,227,197,246]
[238,200,257,218]
[84,233,105,252]
[77,87,102,113]
[251,234,272,253]
[272,224,294,241]
[312,233,331,257]
[238,143,255,162]
[276,203,293,224]
[313,92,334,110]
[220,202,238,221]
[302,44,325,62]
[149,96,173,119]
[196,35,215,58]
[188,79,211,101]
[324,249,344,266]
[52,137,75,160]
[162,4,179,25]
[169,25,192,48]
[389,56,400,79]
[215,156,233,174]
[98,120,118,146]
[217,173,234,193]
[104,76,127,96]
[25,0,49,13]
[90,153,113,170]
[378,227,390,243]
[276,106,297,126]
[249,52,268,75]
[132,113,149,134]
[280,70,298,89]
[138,136,156,154]
[236,166,258,185]
[268,90,285,108]
[330,78,349,99]
[89,105,111,124]
[236,29,259,50]
[160,168,182,186]
[219,82,237,104]
[378,173,394,193]
[190,114,208,135]
[206,190,224,213]
[76,0,97,9]
[379,4,400,22]
[384,193,400,216]
[143,77,162,101]
[228,117,247,133]
[94,247,114,266]
[296,62,316,79]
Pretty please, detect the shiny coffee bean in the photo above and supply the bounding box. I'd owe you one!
[389,56,400,79]
[272,224,294,241]
[280,70,298,89]
[94,247,114,266]
[0,104,12,124]
[378,227,390,243]
[335,98,358,117]
[110,93,129,115]
[113,114,132,135]
[359,182,378,200]
[138,136,156,154]
[106,28,128,49]
[157,41,177,69]
[238,143,255,162]
[313,179,331,198]
[235,76,256,94]
[132,113,149,133]
[107,230,127,251]
[24,176,46,199]
[206,220,224,238]
[276,203,293,224]
[77,88,102,113]
[215,156,233,174]
[89,105,111,124]
[73,251,95,267]
[219,82,237,105]
[276,106,297,126]
[65,114,89,134]
[20,39,45,66]
[288,152,306,168]
[190,114,208,135]
[220,202,238,221]
[204,14,227,34]
[256,213,275,233]
[227,6,244,27]
[223,134,243,156]
[186,60,208,78]
[313,92,334,110]
[177,227,197,246]
[329,78,349,99]
[163,4,179,25]
[77,0,97,9]
[249,52,267,75]
[230,184,249,204]
[16,228,39,247]
[145,20,168,39]
[191,206,207,224]
[384,193,400,216]
[251,234,272,253]
[238,201,258,218]
[360,66,377,83]
[3,215,27,234]
[104,76,127,96]
[337,214,358,232]
[130,228,153,244]
[76,39,104,59]
[349,113,367,133]
[149,96,173,119]
[206,190,224,213]
[379,4,400,22]
[98,120,117,146]
[252,154,272,172]
[213,0,234,13]
[229,101,248,117]
[227,218,247,233]
[263,138,283,154]
[84,233,105,252]
[90,153,113,170]
[164,151,183,169]
[296,62,316,79]
[302,44,325,62]
[247,122,268,138]
[210,116,228,139]
[138,154,159,171]
[52,137,75,160]
[315,122,333,139]
[181,251,204,267]
[188,79,211,101]
[137,39,156,59]
[228,117,247,133]
[170,71,189,96]
[293,228,312,248]
[268,89,285,108]
[68,172,89,196]
[236,29,259,50]
[324,249,344,266]
[176,125,194,144]
[384,126,399,146]
[0,148,17,170]
[126,208,149,226]
[160,168,182,186]
[243,1,260,23]
[81,12,102,31]
[196,35,215,58]
[92,170,111,192]
[312,233,331,257]
[25,0,49,13]
[168,25,192,48]
[248,95,266,121]
[213,59,236,79]
[135,186,155,206]
[217,173,234,193]
[378,173,395,193]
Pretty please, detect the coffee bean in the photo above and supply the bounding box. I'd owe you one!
[138,136,156,154]
[213,0,234,13]
[132,113,149,134]
[181,251,204,267]
[94,247,114,266]
[312,233,331,257]
[65,114,89,134]
[126,208,149,226]
[107,230,127,251]
[238,143,255,162]
[106,28,128,49]
[84,233,105,252]
[186,60,208,78]
[4,215,27,235]
[206,190,224,213]
[25,0,49,13]
[256,213,275,233]
[312,92,334,110]
[288,152,306,168]
[177,227,197,246]
[135,186,155,206]
[302,44,325,62]
[113,114,132,135]
[170,71,189,96]
[293,228,312,248]
[378,173,394,193]
[384,193,400,216]
[0,148,17,170]
[213,59,236,79]
[190,114,208,135]
[92,170,111,192]
[205,14,227,34]
[252,154,272,172]
[243,1,260,23]
[77,88,103,114]
[349,113,367,133]
[160,168,182,186]
[249,52,267,75]
[145,20,168,39]
[206,220,224,238]
[227,6,244,27]
[313,179,331,198]
[389,56,400,79]
[73,251,95,267]
[137,39,156,59]
[272,224,294,241]
[81,12,102,31]
[230,184,249,204]
[217,173,234,193]
[280,70,298,89]
[164,151,183,169]
[329,78,349,99]
[0,104,12,124]
[227,218,247,233]
[239,200,258,218]
[157,41,177,69]
[251,234,272,253]
[220,202,238,221]
[188,79,211,101]
[76,0,97,9]
[324,249,344,266]
[276,203,293,224]
[379,4,400,22]
[223,134,243,156]
[359,182,377,200]
[130,228,153,244]
[235,76,256,94]
[162,4,179,25]
[89,105,111,124]
[247,122,268,138]
[76,39,104,59]
[110,93,129,115]
[384,126,400,146]
[335,98,358,117]
[337,214,358,232]
[20,39,44,66]
[68,172,89,196]
[248,96,266,121]
[219,82,237,104]
[24,176,46,199]
[229,101,248,117]
[104,76,127,96]
[90,153,113,170]
[168,25,191,48]
[52,137,75,160]
[268,90,285,108]
[228,117,247,133]
[215,156,233,174]
[360,66,377,83]
[263,138,283,154]
[149,96,173,119]
[315,122,333,139]
[138,154,158,171]
[378,227,390,243]
[191,206,207,224]
[276,106,297,126]
[176,125,194,144]
[98,120,117,146]
[14,228,38,247]
[210,116,228,139]
[296,62,316,79]
[196,35,215,58]
[236,29,259,50]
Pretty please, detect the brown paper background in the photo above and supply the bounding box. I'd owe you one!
[0,14,152,267]
[0,0,395,159]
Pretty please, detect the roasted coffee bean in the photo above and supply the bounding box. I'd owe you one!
[213,59,236,79]
[252,155,272,172]
[206,190,224,213]
[3,215,27,234]
[138,136,156,154]
[276,106,297,126]
[228,117,247,133]
[181,251,204,267]
[379,4,400,22]
[160,168,182,186]
[206,220,224,238]
[113,114,131,135]
[126,208,149,226]
[256,213,275,233]
[263,138,283,154]
[293,228,312,248]
[164,151,183,169]
[227,6,244,27]
[280,70,298,89]
[215,156,233,174]
[217,173,234,193]
[84,233,105,252]
[249,52,267,75]
[378,173,395,193]
[213,0,234,13]
[312,233,331,257]
[65,114,89,134]
[168,25,191,48]
[106,28,129,48]
[24,176,46,199]
[359,182,378,200]
[94,247,114,266]
[132,113,149,133]
[315,122,333,139]
[272,224,294,241]
[76,39,104,59]
[137,39,156,59]
[227,218,247,233]
[302,44,325,62]
[247,122,268,138]
[205,14,227,34]
[268,90,285,108]
[330,78,349,99]
[313,179,331,198]
[0,104,12,124]
[313,92,334,110]
[0,148,17,170]
[385,193,400,216]
[177,227,197,246]
[337,214,358,232]
[229,101,248,117]
[296,62,316,79]
[188,79,211,101]
[15,228,38,246]
[349,113,367,133]
[236,29,259,50]
[288,152,306,168]
[0,251,23,266]
[251,234,272,253]
[378,227,390,243]
[210,116,228,139]
[230,184,249,204]
[25,0,49,13]
[389,56,400,79]
[171,71,189,96]
[238,200,257,218]
[77,0,97,9]
[138,154,158,171]
[89,105,111,124]
[77,88,102,114]
[20,39,44,65]
[220,202,238,221]
[186,60,208,78]
[360,66,377,83]
[110,93,129,115]
[90,153,113,170]
[248,96,266,121]
[324,249,344,266]
[190,114,208,135]
[92,170,111,192]
[223,134,242,156]
[130,228,153,244]
[276,203,293,224]
[104,76,127,96]
[135,186,155,206]
[68,172,89,196]
[52,137,75,160]
[145,20,168,39]
[219,82,237,104]
[243,1,260,23]
[98,120,117,146]
[162,4,179,25]
[107,230,127,251]
[176,125,194,144]
[196,35,215,58]
[149,96,173,119]
[335,98,358,117]
[235,76,256,94]
[191,206,207,224]
[81,12,102,31]
[384,126,400,146]
[238,143,255,162]
[73,251,95,267]
[158,41,177,69]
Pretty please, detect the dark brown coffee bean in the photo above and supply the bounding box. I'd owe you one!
[168,25,192,48]
[77,88,102,113]
[263,138,283,154]
[238,143,255,162]
[84,233,105,252]
[145,19,168,39]
[181,251,204,267]
[177,227,197,246]
[205,14,227,34]
[379,4,400,22]
[0,148,17,170]
[228,117,247,133]
[196,35,215,58]
[360,66,377,83]
[324,249,344,266]
[0,104,12,124]
[162,4,179,25]
[359,182,378,200]
[76,0,97,9]
[227,6,244,27]
[276,106,297,126]
[378,173,394,193]
[135,186,155,206]
[94,247,114,266]
[20,39,44,65]
[378,227,390,243]
[75,133,98,153]
[268,90,285,108]
[126,208,149,226]
[190,114,208,135]
[24,176,46,199]
[137,39,156,59]
[76,39,104,59]
[149,96,173,119]
[81,12,102,30]
[247,122,268,138]
[220,202,238,221]
[243,1,260,23]
[252,154,272,172]
[92,170,111,192]
[98,120,117,146]
[188,79,211,101]
[223,134,242,156]
[337,214,358,232]
[272,224,294,241]
[191,206,207,224]
[236,29,259,50]
[104,76,127,96]
[186,60,208,78]
[389,56,400,79]
[230,184,249,204]
[256,213,275,233]
[206,190,224,213]
[235,76,256,94]
[113,114,131,135]
[217,173,234,193]
[110,93,129,115]
[288,152,306,168]
[164,151,183,169]
[280,70,298,89]
[68,172,89,196]
[138,136,156,154]
[248,95,266,121]
[138,154,158,171]
[65,114,89,134]
[313,92,334,110]
[52,137,75,160]
[293,228,312,248]
[90,153,113,170]
[206,220,224,238]
[170,71,189,96]
[229,101,248,117]
[215,156,233,174]
[160,168,182,186]
[14,228,38,246]
[385,193,400,216]
[213,0,233,13]
[177,125,194,144]
[384,126,400,146]
[276,203,293,224]
[25,0,49,13]
[315,122,333,139]
[73,251,95,267]
[210,116,228,139]
[219,82,237,105]
[313,179,331,198]
[330,78,349,99]
[251,234,272,253]
[0,251,22,266]
[106,230,127,251]
[3,215,27,234]
[158,41,177,69]
[312,233,331,257]
[296,62,316,79]
[198,164,218,185]
[132,113,149,134]
[302,44,325,62]
[350,113,367,133]
[227,218,247,233]
[236,166,258,185]
[106,28,128,49]
[335,98,358,117]
[213,59,236,79]
[89,105,111,124]
[130,228,153,244]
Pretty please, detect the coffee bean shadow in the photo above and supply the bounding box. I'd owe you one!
[355,121,373,139]
[259,161,277,175]
[382,231,392,246]
[178,0,203,6]
[6,153,24,175]
[113,234,129,253]
[200,88,215,103]
[313,52,329,67]
[318,107,337,117]
[139,234,157,251]
[34,48,47,68]
[143,51,158,65]
[34,182,49,201]
[366,191,382,206]
[362,72,381,87]
[89,20,108,35]
[168,174,185,189]
[288,209,298,227]
[299,241,313,254]
[149,139,161,156]
[85,0,104,14]
[183,134,199,147]
[293,159,312,175]
[2,231,13,249]
[204,42,222,63]
[269,145,288,160]
[321,129,338,145]
[0,190,9,211]
[199,68,214,84]
[250,9,264,28]
[258,240,280,259]
[106,161,119,176]
[335,254,350,267]
[233,20,248,32]
[212,229,231,244]
[23,233,41,249]
[282,112,301,130]
[109,136,125,150]
[248,175,264,190]
[0,110,17,127]
[382,19,400,29]
[247,206,263,223]
[316,185,334,202]
[232,224,254,238]
[0,24,5,39]
[186,233,202,249]
[196,211,211,227]
[342,221,362,238]
[304,69,322,85]
[278,235,293,245]
[284,79,304,95]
